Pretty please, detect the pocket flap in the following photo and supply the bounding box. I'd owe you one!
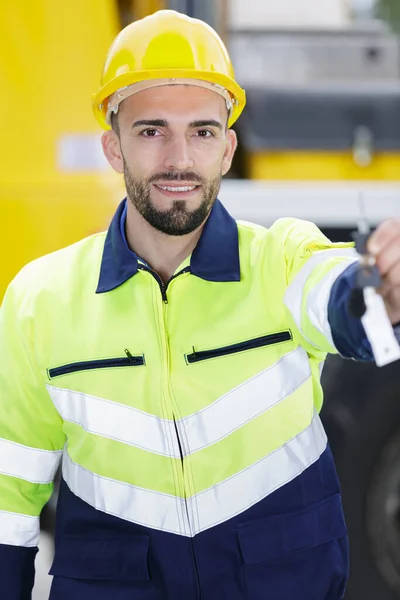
[49,536,150,580]
[238,494,346,565]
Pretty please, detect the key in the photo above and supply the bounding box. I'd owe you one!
[349,194,381,317]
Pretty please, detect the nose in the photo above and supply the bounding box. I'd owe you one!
[163,135,195,171]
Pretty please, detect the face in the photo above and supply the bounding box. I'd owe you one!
[102,85,237,236]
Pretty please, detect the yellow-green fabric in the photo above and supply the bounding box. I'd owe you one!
[0,213,355,537]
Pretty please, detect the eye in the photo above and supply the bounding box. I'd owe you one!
[141,128,160,137]
[196,129,214,138]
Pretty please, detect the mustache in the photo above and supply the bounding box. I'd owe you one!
[148,172,204,184]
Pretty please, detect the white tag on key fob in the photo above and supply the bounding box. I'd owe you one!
[361,287,400,366]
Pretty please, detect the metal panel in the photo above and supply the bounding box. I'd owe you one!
[236,84,400,151]
[218,179,400,227]
[229,27,400,86]
[228,0,349,30]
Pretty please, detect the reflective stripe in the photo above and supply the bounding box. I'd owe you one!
[191,411,327,533]
[307,261,358,348]
[62,452,190,536]
[179,347,311,454]
[48,348,310,459]
[46,385,181,458]
[63,412,326,537]
[0,437,62,484]
[284,248,357,346]
[0,509,40,547]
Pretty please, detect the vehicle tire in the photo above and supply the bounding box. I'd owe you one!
[321,354,400,600]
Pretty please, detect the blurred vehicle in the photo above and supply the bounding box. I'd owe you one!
[225,2,400,599]
[0,0,125,302]
[2,1,400,600]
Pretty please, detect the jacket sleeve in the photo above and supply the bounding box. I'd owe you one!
[279,218,400,362]
[276,218,360,357]
[0,272,65,599]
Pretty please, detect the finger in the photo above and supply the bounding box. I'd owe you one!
[380,262,400,295]
[383,288,400,326]
[368,218,400,256]
[381,286,400,325]
[374,237,400,278]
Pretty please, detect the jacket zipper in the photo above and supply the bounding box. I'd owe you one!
[48,349,144,379]
[138,265,190,303]
[186,330,292,364]
[148,266,201,597]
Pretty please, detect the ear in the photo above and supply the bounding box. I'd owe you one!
[221,129,238,176]
[101,130,124,174]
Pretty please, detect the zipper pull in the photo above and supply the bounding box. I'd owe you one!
[124,349,135,363]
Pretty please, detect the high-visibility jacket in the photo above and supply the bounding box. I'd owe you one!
[0,199,363,600]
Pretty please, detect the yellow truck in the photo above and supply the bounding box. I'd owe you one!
[0,0,127,300]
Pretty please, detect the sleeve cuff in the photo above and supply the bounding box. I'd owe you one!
[0,544,37,600]
[327,262,374,361]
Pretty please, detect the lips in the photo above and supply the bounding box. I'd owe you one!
[154,184,198,192]
[152,183,201,198]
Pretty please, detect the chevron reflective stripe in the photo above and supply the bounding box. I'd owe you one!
[46,385,181,458]
[47,347,310,459]
[0,437,62,484]
[178,347,310,454]
[0,510,40,547]
[62,452,191,536]
[190,411,327,533]
[62,412,326,537]
[284,248,357,347]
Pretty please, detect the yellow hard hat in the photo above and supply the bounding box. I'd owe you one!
[92,10,246,130]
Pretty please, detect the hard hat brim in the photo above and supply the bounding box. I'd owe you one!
[92,69,246,130]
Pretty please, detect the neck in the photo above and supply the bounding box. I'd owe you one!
[125,202,204,283]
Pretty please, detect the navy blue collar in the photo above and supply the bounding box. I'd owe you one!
[96,198,240,293]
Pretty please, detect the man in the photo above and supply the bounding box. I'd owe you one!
[0,9,400,600]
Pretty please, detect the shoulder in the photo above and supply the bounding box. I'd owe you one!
[237,216,325,238]
[5,232,107,307]
[238,216,349,252]
[236,217,328,251]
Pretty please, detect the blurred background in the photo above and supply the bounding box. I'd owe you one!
[1,1,400,598]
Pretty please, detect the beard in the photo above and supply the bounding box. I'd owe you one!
[123,159,222,236]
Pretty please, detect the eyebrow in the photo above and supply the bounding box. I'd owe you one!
[189,120,223,130]
[131,119,223,130]
[132,119,168,128]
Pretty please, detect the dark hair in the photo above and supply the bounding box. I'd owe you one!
[111,112,120,136]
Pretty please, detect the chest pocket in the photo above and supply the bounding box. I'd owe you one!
[185,331,292,364]
[237,494,348,600]
[47,352,145,379]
